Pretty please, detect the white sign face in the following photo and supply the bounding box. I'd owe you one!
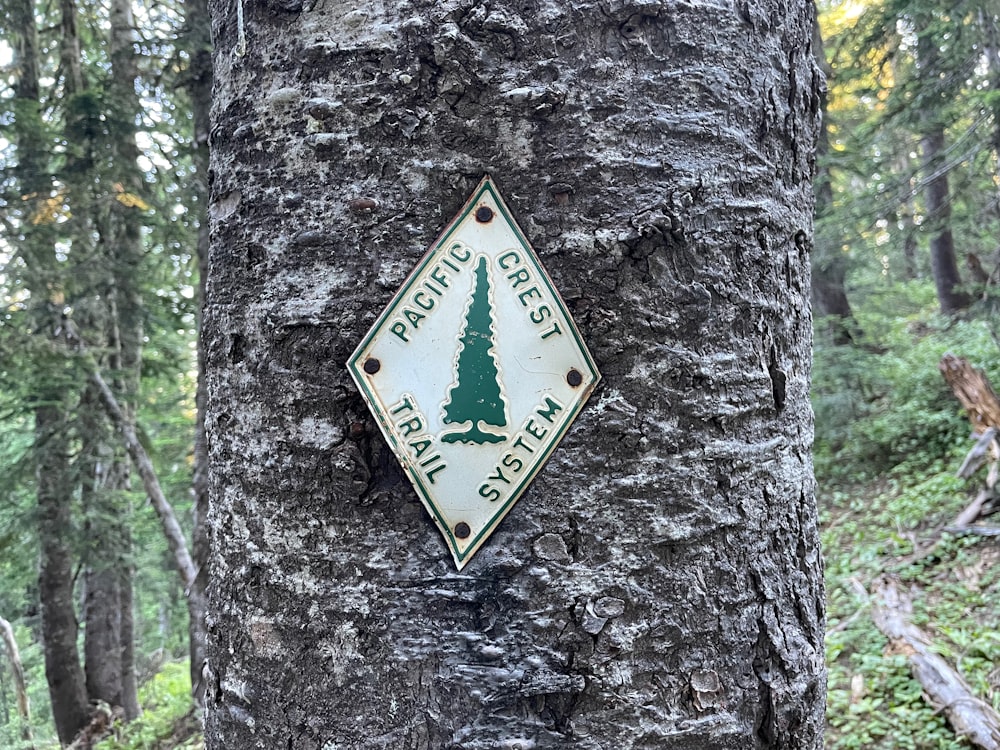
[347,176,600,569]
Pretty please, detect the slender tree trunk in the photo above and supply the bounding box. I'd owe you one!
[37,403,91,745]
[921,126,970,313]
[83,569,123,709]
[205,2,825,748]
[0,616,35,746]
[79,0,148,719]
[977,6,1000,218]
[899,200,921,280]
[812,16,857,345]
[11,0,92,741]
[90,367,198,591]
[60,0,83,92]
[813,262,856,344]
[182,0,213,702]
[78,382,125,712]
[118,558,139,720]
[916,18,971,314]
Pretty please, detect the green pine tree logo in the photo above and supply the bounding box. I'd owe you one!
[441,255,508,444]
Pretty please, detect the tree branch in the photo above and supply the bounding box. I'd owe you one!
[0,615,34,746]
[870,577,1000,749]
[89,367,197,591]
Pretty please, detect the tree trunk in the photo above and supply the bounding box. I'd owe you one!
[812,15,857,345]
[977,6,1000,219]
[118,561,139,721]
[37,403,91,745]
[182,0,213,702]
[921,126,970,313]
[79,382,126,712]
[916,19,970,314]
[79,0,149,719]
[11,0,92,740]
[205,2,825,748]
[870,578,1000,749]
[90,367,198,591]
[900,203,921,280]
[813,259,856,346]
[939,353,1000,433]
[83,568,124,709]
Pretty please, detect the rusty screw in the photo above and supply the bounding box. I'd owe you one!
[454,522,471,539]
[567,368,583,387]
[363,357,381,375]
[475,206,494,223]
[348,197,379,213]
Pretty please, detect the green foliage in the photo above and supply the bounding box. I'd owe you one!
[0,621,58,749]
[818,295,1000,747]
[814,303,997,481]
[94,662,201,750]
[0,0,202,739]
[821,469,1000,748]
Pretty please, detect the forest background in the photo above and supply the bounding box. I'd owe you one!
[1,0,999,748]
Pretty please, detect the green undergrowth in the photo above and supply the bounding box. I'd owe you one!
[817,305,1000,748]
[94,661,202,750]
[821,476,1000,749]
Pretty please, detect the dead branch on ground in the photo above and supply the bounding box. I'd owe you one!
[870,577,1000,749]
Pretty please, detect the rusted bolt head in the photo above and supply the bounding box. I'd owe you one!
[475,206,494,223]
[454,522,471,539]
[567,369,583,387]
[363,358,381,375]
[348,422,366,440]
[349,197,379,213]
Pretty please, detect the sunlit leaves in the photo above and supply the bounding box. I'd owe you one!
[22,188,70,224]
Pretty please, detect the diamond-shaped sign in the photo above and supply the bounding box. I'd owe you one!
[347,176,600,569]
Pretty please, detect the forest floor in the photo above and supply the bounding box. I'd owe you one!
[81,477,1000,750]
[821,470,1000,749]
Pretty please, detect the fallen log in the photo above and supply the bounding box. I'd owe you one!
[957,428,999,480]
[953,489,995,528]
[941,355,1000,526]
[870,577,1000,749]
[944,525,1000,538]
[940,354,1000,434]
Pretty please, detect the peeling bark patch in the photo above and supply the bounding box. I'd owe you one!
[690,669,725,711]
[210,189,242,221]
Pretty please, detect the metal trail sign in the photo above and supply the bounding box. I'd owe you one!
[347,176,600,569]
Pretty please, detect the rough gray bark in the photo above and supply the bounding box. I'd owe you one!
[182,0,213,701]
[205,2,825,748]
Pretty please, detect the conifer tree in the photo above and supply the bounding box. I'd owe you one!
[205,2,825,747]
[441,256,508,444]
